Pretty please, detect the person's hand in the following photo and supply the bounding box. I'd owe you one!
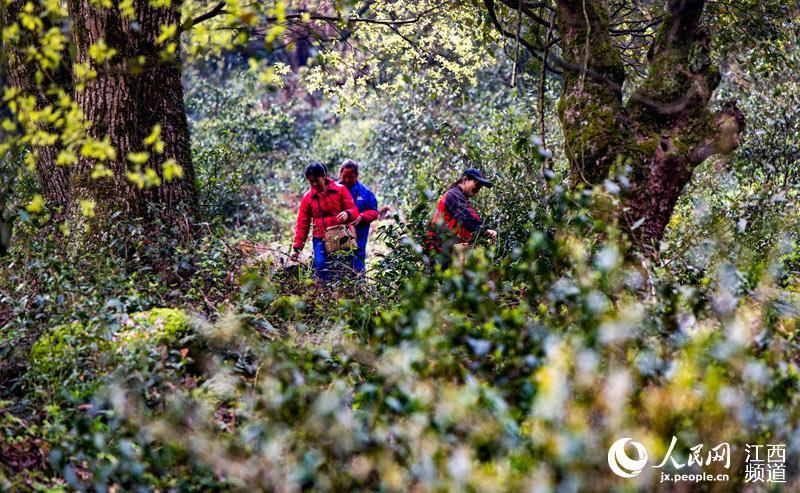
[485,229,497,241]
[352,214,363,227]
[336,211,349,222]
[289,249,300,261]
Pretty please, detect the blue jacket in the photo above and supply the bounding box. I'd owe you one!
[346,181,379,246]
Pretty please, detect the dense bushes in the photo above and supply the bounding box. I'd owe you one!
[185,65,312,235]
[8,190,797,490]
[4,182,798,490]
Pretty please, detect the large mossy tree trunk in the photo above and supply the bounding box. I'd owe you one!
[553,0,744,254]
[66,0,197,233]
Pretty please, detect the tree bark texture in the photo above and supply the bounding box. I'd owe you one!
[1,0,72,209]
[553,0,744,253]
[67,0,197,231]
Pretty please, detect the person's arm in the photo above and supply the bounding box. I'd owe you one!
[358,188,379,224]
[292,195,312,251]
[339,187,359,223]
[444,189,484,233]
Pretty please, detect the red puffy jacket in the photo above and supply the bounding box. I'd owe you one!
[292,178,359,250]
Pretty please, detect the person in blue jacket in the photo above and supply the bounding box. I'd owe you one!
[338,159,379,274]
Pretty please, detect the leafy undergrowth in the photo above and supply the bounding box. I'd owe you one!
[2,190,799,491]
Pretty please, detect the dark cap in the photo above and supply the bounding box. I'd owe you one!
[463,168,493,188]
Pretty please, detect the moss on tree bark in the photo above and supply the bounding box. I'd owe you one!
[552,0,744,254]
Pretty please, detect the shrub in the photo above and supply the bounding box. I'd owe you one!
[28,321,112,401]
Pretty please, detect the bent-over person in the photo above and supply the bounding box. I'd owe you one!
[425,168,497,260]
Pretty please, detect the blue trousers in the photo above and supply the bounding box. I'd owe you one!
[312,238,355,282]
[312,237,331,281]
[352,238,368,273]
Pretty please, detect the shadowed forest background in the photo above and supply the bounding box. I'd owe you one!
[1,0,799,490]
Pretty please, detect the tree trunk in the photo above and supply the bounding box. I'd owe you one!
[1,0,72,209]
[67,0,197,232]
[554,0,744,254]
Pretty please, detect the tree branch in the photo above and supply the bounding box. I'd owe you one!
[483,0,561,74]
[184,2,226,31]
[497,0,552,28]
[183,3,449,33]
[691,101,745,163]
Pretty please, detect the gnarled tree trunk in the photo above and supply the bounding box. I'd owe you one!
[554,0,744,254]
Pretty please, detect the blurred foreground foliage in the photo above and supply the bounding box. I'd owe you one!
[2,183,799,490]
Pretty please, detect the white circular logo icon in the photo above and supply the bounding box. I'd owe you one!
[608,438,648,478]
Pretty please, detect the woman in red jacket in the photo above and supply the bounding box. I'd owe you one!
[290,162,359,281]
